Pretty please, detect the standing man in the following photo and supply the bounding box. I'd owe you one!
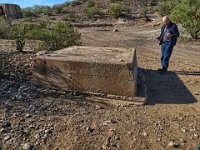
[157,16,179,73]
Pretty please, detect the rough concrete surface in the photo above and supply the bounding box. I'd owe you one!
[33,46,138,100]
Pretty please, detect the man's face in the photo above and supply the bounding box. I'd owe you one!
[163,18,169,26]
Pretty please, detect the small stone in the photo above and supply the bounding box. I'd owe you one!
[193,92,199,95]
[103,120,111,126]
[45,129,52,134]
[181,128,187,133]
[190,128,195,132]
[120,59,124,62]
[12,113,18,117]
[113,28,118,32]
[0,128,7,133]
[36,50,47,56]
[2,121,11,128]
[106,137,111,146]
[127,131,132,135]
[86,127,94,133]
[95,105,104,109]
[110,119,117,124]
[22,143,34,150]
[194,133,198,137]
[180,138,187,145]
[25,114,32,118]
[168,141,179,148]
[157,138,161,141]
[110,128,115,132]
[168,141,174,147]
[4,135,11,141]
[34,134,40,140]
[115,136,120,140]
[43,134,48,140]
[141,131,148,137]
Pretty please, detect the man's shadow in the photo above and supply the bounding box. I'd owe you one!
[141,69,198,105]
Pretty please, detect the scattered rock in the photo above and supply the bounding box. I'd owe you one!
[115,136,120,140]
[181,128,187,133]
[102,120,111,126]
[34,133,40,140]
[194,133,198,138]
[25,114,32,118]
[168,141,179,148]
[45,129,52,134]
[193,92,199,95]
[141,131,148,137]
[113,28,118,32]
[3,135,11,141]
[86,127,95,133]
[2,121,11,128]
[119,59,124,62]
[36,50,48,56]
[0,128,7,133]
[22,143,34,150]
[95,105,104,109]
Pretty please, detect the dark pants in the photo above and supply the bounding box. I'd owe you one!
[161,41,174,70]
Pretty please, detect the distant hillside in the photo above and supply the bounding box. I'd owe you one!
[21,0,159,22]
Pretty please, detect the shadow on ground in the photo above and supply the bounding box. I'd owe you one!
[142,69,197,105]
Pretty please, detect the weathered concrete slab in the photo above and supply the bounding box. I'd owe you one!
[0,4,22,18]
[33,46,139,101]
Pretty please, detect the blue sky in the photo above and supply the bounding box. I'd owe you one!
[0,0,73,8]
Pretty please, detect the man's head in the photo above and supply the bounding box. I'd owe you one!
[162,16,170,26]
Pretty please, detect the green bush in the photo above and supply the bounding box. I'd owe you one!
[157,0,180,16]
[111,0,122,3]
[140,3,148,17]
[0,17,8,39]
[86,7,98,18]
[6,21,81,51]
[62,13,81,22]
[87,0,95,8]
[72,0,82,5]
[171,0,200,39]
[28,22,81,51]
[22,7,37,18]
[108,2,124,18]
[7,24,27,52]
[52,4,63,14]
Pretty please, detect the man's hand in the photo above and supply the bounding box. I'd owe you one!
[157,36,162,41]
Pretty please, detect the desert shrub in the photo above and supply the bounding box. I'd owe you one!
[108,2,124,18]
[52,4,63,14]
[0,17,8,39]
[7,24,27,52]
[64,2,72,6]
[86,7,98,18]
[111,0,122,3]
[28,22,81,51]
[171,0,200,39]
[72,0,82,5]
[140,3,148,17]
[4,20,81,51]
[22,7,37,18]
[62,13,80,22]
[42,7,52,16]
[157,0,180,16]
[87,0,95,8]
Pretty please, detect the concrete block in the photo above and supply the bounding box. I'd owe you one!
[32,46,138,100]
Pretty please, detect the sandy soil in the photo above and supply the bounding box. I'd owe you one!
[0,17,200,150]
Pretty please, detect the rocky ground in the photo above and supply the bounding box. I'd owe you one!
[0,16,200,150]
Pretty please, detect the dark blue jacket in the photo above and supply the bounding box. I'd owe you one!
[160,22,179,46]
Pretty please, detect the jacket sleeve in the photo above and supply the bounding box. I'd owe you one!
[172,24,179,38]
